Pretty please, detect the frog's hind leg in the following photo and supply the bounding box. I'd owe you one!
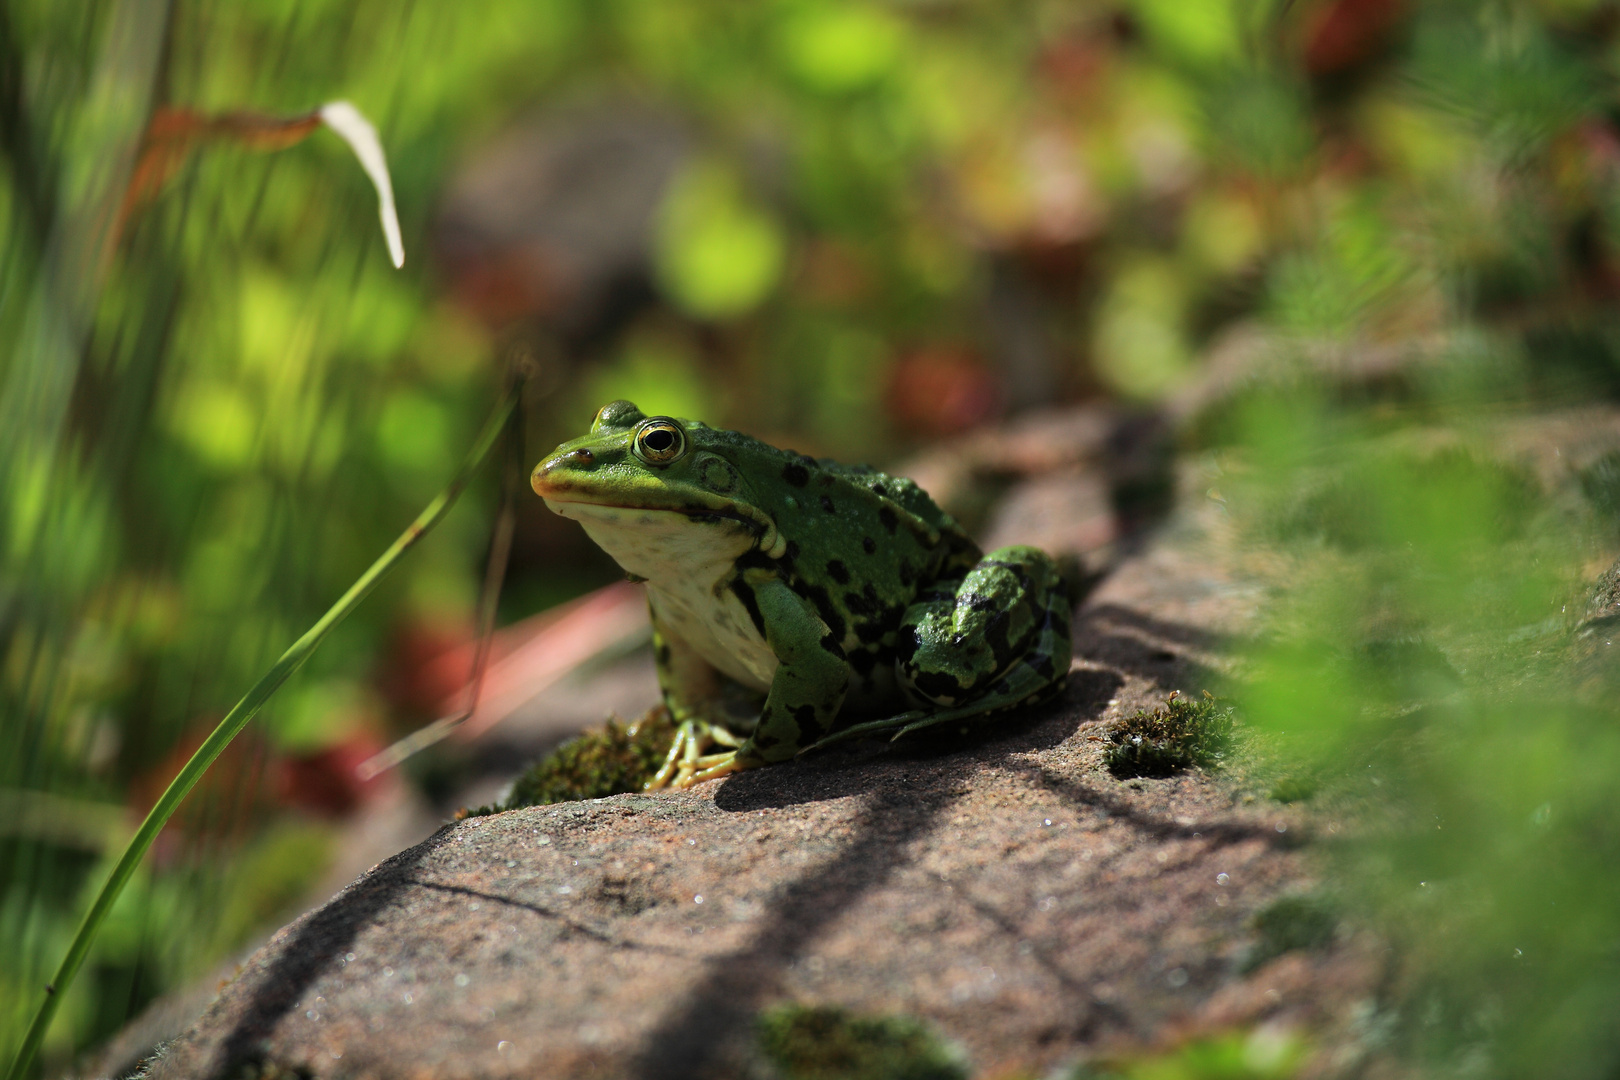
[899,545,1071,709]
[808,607,1070,750]
[877,631,1071,742]
[808,547,1073,752]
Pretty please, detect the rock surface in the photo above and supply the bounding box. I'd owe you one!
[104,465,1380,1080]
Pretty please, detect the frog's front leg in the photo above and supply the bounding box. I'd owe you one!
[665,574,849,789]
[645,609,737,790]
[648,716,744,790]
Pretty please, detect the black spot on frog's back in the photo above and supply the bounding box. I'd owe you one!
[728,578,768,638]
[854,619,887,645]
[862,536,876,555]
[782,463,810,487]
[879,506,899,534]
[826,559,850,584]
[844,584,905,645]
[819,495,836,514]
[844,585,878,618]
[791,704,825,738]
[792,581,847,643]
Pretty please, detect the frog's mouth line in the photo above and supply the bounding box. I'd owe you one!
[541,496,764,534]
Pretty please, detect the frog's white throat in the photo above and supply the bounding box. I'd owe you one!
[542,499,757,587]
[544,498,778,691]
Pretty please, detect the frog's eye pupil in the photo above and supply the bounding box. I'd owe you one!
[633,418,686,464]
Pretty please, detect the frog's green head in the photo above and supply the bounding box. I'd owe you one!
[531,400,784,558]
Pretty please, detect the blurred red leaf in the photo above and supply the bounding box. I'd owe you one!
[1304,0,1405,77]
[377,618,478,718]
[885,346,1004,437]
[119,108,323,242]
[128,722,275,854]
[277,734,396,817]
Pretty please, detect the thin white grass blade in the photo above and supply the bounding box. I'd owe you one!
[318,100,404,268]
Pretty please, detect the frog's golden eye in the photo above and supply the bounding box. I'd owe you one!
[632,418,687,465]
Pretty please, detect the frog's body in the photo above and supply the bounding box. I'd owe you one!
[531,400,1073,787]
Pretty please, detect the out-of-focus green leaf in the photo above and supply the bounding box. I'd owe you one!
[655,162,786,320]
[776,4,906,93]
[1093,258,1193,398]
[376,390,453,472]
[167,380,259,468]
[1129,0,1242,68]
[269,679,371,751]
[580,333,712,423]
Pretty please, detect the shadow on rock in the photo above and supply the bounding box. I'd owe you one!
[632,669,1125,1078]
[408,879,689,957]
[1073,602,1231,692]
[713,666,1121,814]
[627,788,958,1080]
[951,887,1138,1041]
[204,826,460,1079]
[1028,765,1290,850]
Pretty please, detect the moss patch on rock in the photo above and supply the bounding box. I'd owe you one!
[755,1004,967,1080]
[466,708,678,814]
[1104,692,1234,779]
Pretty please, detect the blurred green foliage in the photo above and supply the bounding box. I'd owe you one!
[1242,895,1340,974]
[1072,1028,1305,1080]
[6,0,1620,1075]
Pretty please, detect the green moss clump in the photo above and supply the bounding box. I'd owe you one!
[1243,895,1340,973]
[1104,692,1234,779]
[226,1054,315,1080]
[465,708,677,815]
[1267,775,1317,804]
[756,1004,968,1080]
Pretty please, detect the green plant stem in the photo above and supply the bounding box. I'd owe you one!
[4,386,518,1080]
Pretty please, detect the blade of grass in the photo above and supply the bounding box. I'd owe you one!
[356,375,525,779]
[4,384,519,1080]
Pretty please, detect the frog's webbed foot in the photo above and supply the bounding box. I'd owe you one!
[645,719,754,790]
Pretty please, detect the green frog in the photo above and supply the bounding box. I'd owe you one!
[531,400,1073,789]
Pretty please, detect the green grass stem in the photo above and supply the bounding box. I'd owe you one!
[3,386,518,1080]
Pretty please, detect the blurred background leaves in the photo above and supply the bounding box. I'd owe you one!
[5,0,1620,1076]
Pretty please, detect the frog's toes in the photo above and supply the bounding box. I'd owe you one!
[645,720,749,790]
[669,750,756,789]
